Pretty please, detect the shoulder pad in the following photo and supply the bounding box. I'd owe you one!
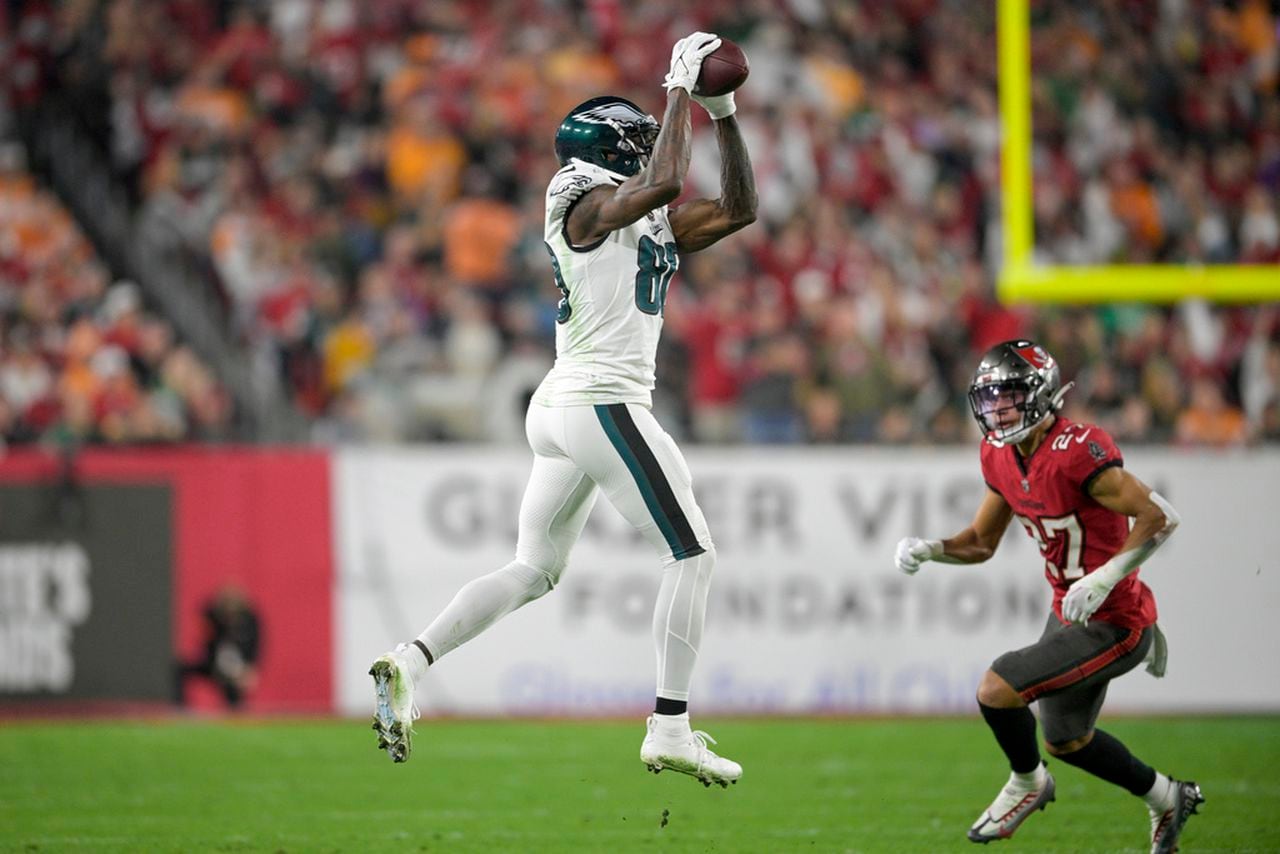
[547,162,619,203]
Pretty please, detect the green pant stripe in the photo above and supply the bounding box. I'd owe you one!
[593,404,689,557]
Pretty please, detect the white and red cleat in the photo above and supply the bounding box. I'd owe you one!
[968,765,1056,843]
[1149,779,1204,854]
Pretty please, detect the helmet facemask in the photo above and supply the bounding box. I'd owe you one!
[595,117,658,176]
[969,380,1041,446]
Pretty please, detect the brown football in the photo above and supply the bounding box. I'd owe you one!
[694,38,750,97]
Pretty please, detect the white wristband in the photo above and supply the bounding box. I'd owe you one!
[1090,557,1131,589]
[694,92,736,120]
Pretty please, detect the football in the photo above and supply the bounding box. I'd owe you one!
[694,38,750,97]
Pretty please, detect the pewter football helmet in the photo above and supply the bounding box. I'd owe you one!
[968,340,1073,446]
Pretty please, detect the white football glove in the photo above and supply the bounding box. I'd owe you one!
[895,537,943,575]
[692,91,736,120]
[664,32,721,93]
[1062,494,1179,627]
[1061,574,1113,626]
[1061,557,1131,625]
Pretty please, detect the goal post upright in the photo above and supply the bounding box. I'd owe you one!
[994,0,1280,305]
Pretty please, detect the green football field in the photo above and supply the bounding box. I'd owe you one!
[2,716,1277,853]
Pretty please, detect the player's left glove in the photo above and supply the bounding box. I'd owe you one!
[1062,490,1180,626]
[664,32,721,93]
[1061,574,1110,625]
[1061,560,1126,625]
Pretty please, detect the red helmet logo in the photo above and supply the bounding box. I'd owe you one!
[1013,344,1052,371]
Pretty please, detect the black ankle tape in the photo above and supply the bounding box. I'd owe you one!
[655,697,687,716]
[413,639,434,666]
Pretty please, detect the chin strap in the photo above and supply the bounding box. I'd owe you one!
[1049,381,1075,412]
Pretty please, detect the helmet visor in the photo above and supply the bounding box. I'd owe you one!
[969,381,1030,438]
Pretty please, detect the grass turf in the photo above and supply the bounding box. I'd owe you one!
[1,716,1277,853]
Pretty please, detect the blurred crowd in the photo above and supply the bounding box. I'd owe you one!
[3,0,1279,447]
[0,140,233,447]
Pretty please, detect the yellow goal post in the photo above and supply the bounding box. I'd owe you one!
[996,0,1280,304]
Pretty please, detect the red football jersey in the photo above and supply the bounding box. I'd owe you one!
[980,416,1157,630]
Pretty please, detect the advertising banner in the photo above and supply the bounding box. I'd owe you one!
[335,447,1280,716]
[0,484,172,700]
[0,448,333,712]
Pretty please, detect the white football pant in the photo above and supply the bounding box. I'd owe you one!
[416,402,715,702]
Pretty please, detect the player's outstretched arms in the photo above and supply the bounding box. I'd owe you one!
[1062,468,1180,625]
[566,89,694,246]
[669,114,758,252]
[566,35,721,247]
[895,488,1013,574]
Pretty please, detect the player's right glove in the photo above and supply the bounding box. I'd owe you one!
[894,537,944,575]
[664,32,722,93]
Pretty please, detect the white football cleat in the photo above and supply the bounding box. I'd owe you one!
[640,714,742,788]
[967,765,1056,843]
[369,649,419,763]
[1149,779,1203,854]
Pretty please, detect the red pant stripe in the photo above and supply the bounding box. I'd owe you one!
[1019,628,1143,702]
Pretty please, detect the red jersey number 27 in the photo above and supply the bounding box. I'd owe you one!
[1015,513,1085,581]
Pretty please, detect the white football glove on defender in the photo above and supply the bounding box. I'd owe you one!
[894,537,944,575]
[664,32,721,93]
[1061,560,1125,626]
[1062,489,1181,626]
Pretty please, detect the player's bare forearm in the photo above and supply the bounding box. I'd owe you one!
[1088,467,1180,571]
[670,115,757,252]
[643,89,693,199]
[715,115,758,228]
[937,529,996,563]
[940,489,1013,563]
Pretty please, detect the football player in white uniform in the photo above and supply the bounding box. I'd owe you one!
[371,33,757,788]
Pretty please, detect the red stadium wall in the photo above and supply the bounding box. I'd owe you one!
[0,447,332,713]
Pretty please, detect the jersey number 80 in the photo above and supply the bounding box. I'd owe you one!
[635,235,679,316]
[546,236,679,324]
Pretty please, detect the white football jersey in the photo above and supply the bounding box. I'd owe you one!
[532,159,679,408]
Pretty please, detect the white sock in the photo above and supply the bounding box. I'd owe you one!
[651,711,691,737]
[393,642,430,684]
[652,548,715,702]
[1142,772,1175,810]
[416,560,552,663]
[1011,763,1047,789]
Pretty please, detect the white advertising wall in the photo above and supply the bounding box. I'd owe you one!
[335,447,1280,716]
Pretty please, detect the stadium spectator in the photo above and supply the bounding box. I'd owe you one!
[0,136,233,445]
[1176,375,1249,446]
[6,0,1277,447]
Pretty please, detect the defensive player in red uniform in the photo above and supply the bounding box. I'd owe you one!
[895,340,1203,853]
